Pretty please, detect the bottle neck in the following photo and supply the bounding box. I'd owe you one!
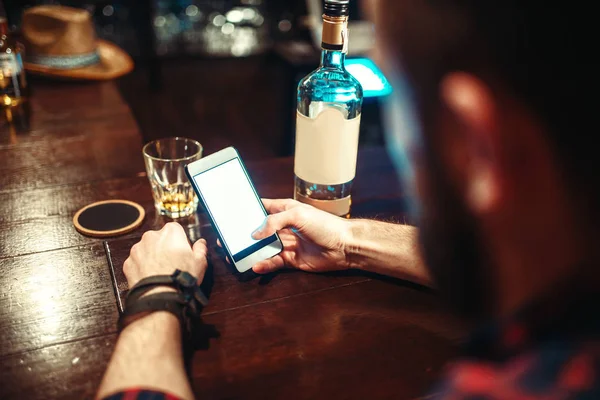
[321,49,345,69]
[320,14,348,69]
[0,0,8,36]
[0,18,8,37]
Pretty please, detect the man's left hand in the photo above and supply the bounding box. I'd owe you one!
[123,222,208,287]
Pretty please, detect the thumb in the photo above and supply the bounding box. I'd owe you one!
[252,210,300,239]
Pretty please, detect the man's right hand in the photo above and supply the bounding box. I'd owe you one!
[250,199,353,274]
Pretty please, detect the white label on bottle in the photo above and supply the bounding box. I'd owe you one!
[0,53,22,77]
[294,109,361,185]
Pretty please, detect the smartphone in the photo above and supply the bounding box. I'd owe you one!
[185,147,283,273]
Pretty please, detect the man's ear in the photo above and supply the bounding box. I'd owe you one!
[441,72,502,215]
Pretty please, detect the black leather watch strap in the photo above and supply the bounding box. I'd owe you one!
[126,269,209,308]
[126,274,177,306]
[120,270,209,337]
[118,291,187,332]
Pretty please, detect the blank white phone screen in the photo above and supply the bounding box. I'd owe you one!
[193,159,267,256]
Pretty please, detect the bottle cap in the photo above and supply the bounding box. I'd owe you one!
[324,0,349,17]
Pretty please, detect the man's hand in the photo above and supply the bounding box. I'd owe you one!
[98,222,207,400]
[249,199,353,274]
[124,222,208,287]
[247,198,432,286]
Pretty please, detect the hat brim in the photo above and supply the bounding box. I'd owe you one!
[24,39,134,80]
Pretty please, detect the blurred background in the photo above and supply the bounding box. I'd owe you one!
[3,0,391,161]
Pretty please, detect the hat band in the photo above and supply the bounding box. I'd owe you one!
[26,51,100,70]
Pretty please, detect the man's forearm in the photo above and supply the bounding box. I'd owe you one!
[346,220,433,287]
[96,311,194,400]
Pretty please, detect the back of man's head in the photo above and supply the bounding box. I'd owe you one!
[380,0,596,211]
[374,0,599,317]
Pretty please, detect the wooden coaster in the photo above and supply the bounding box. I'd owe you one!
[73,200,145,238]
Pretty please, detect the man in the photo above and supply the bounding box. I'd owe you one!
[97,0,600,399]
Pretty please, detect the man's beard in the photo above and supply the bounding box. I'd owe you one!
[417,149,492,320]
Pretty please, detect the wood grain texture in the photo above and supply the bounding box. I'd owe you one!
[0,203,210,259]
[26,81,130,124]
[0,80,143,193]
[0,111,138,150]
[0,244,118,357]
[0,176,151,224]
[0,147,401,225]
[105,230,371,316]
[0,129,144,193]
[0,148,403,258]
[0,79,462,400]
[0,281,463,400]
[118,57,288,161]
[192,279,463,400]
[0,333,117,400]
[0,82,132,146]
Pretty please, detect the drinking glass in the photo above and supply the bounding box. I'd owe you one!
[143,137,203,218]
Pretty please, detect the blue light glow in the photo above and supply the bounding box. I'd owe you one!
[345,58,392,98]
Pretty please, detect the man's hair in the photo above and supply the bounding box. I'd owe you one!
[379,1,598,228]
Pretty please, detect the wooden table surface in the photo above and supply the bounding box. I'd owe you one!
[0,82,464,400]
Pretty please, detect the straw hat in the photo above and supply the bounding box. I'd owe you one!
[21,5,134,80]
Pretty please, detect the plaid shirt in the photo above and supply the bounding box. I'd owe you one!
[103,291,600,400]
[103,389,181,400]
[430,289,600,399]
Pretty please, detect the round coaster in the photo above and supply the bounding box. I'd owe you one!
[73,200,145,238]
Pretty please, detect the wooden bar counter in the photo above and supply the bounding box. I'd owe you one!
[0,81,463,400]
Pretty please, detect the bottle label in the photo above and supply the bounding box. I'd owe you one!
[0,53,23,77]
[321,16,348,53]
[294,108,361,186]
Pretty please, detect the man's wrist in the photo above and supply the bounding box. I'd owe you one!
[120,285,179,335]
[120,308,181,337]
[121,269,208,336]
[140,286,178,297]
[343,219,368,271]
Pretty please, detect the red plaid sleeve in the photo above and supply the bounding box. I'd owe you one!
[431,342,600,399]
[102,388,183,400]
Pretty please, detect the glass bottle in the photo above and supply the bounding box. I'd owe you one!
[294,0,363,217]
[0,2,28,109]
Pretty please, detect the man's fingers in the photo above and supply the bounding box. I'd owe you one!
[216,238,222,248]
[252,255,286,274]
[163,221,184,234]
[262,198,303,214]
[252,208,303,240]
[277,230,298,242]
[192,238,208,258]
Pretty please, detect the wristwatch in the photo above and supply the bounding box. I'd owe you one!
[119,269,209,335]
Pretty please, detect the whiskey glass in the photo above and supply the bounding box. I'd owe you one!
[143,137,202,218]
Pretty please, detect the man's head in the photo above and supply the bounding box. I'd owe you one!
[372,1,598,319]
